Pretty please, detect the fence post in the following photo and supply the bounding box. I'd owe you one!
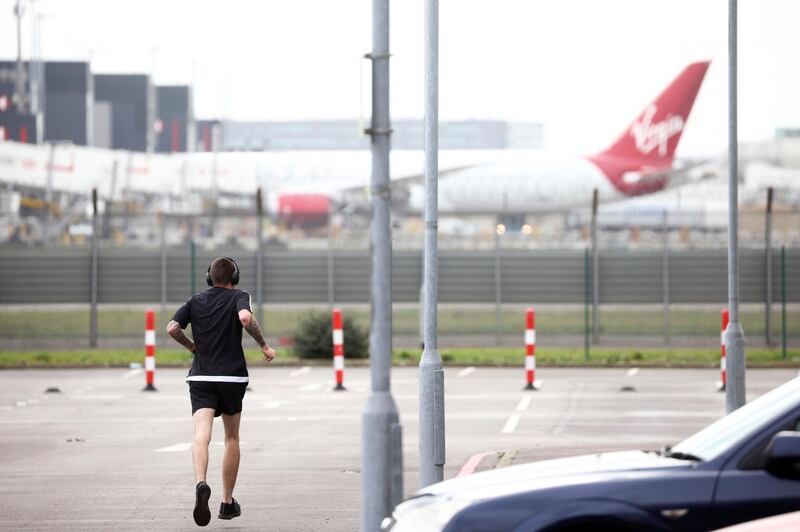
[190,237,196,295]
[256,188,265,326]
[524,308,538,390]
[143,309,157,391]
[584,247,590,361]
[765,187,773,345]
[89,188,98,348]
[494,227,502,346]
[332,308,346,391]
[591,189,599,344]
[160,213,167,312]
[781,245,787,359]
[327,211,335,309]
[663,210,670,344]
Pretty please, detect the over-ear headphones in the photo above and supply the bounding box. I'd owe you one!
[206,257,240,287]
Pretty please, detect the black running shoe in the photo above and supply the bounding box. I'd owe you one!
[193,481,212,526]
[218,498,241,520]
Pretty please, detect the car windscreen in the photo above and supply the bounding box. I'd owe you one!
[671,377,800,462]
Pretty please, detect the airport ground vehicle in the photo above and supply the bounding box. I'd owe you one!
[383,377,800,532]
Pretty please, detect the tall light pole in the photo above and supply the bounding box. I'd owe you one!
[419,0,445,488]
[725,0,746,413]
[361,0,403,530]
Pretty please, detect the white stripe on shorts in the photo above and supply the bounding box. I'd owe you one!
[186,375,250,383]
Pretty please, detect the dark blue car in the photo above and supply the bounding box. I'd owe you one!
[383,377,800,532]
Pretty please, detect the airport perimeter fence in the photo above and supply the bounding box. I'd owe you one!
[0,209,799,355]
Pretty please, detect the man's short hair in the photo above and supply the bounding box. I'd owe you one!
[210,257,236,286]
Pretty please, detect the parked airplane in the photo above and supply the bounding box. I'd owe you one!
[406,61,711,215]
[0,62,711,228]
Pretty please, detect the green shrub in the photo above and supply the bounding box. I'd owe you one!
[293,311,369,360]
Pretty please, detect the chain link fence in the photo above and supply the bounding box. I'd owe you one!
[1,205,798,354]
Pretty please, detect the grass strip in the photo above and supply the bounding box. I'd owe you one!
[0,347,797,368]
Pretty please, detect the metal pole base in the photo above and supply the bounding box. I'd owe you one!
[717,382,726,392]
[142,384,157,392]
[362,391,403,532]
[524,382,539,391]
[334,383,347,391]
[420,348,445,488]
[724,322,747,413]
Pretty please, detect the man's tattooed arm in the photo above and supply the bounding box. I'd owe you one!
[167,320,196,353]
[243,315,267,347]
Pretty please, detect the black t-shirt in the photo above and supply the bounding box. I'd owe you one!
[172,287,252,382]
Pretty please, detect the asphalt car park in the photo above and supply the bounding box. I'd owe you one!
[0,366,796,530]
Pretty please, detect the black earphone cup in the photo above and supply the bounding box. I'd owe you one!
[225,257,240,285]
[206,270,213,287]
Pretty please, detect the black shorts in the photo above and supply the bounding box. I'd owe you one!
[188,381,248,417]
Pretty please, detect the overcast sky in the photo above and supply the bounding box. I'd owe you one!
[1,0,798,156]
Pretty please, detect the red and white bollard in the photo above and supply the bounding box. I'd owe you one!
[718,308,729,392]
[332,308,346,391]
[524,308,538,390]
[144,309,157,391]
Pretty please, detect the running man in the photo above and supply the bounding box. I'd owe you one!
[167,256,276,526]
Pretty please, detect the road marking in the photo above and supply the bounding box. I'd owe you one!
[156,442,247,452]
[27,399,39,404]
[300,383,322,392]
[121,368,143,379]
[156,443,192,453]
[553,382,584,436]
[515,396,532,412]
[290,367,311,378]
[1,406,12,411]
[501,414,520,434]
[626,368,640,378]
[263,400,285,409]
[458,367,476,377]
[457,451,496,477]
[16,401,27,407]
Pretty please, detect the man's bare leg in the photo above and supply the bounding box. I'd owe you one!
[193,408,215,483]
[221,413,241,504]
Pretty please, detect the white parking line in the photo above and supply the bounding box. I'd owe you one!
[27,399,39,404]
[156,443,192,453]
[156,442,247,453]
[300,383,322,392]
[121,368,143,379]
[290,367,311,378]
[502,414,521,434]
[457,367,476,377]
[1,406,12,411]
[16,401,27,407]
[263,400,286,409]
[515,396,532,412]
[626,368,640,378]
